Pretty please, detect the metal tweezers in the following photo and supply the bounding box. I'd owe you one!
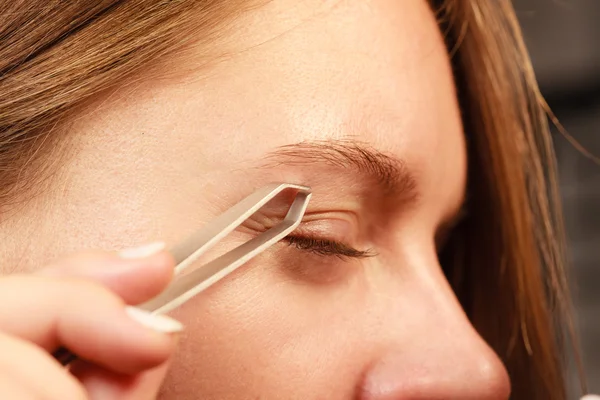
[53,182,311,365]
[139,182,311,314]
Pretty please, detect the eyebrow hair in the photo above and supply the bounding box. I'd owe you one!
[263,139,419,200]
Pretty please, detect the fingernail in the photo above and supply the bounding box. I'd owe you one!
[118,242,165,259]
[125,306,184,333]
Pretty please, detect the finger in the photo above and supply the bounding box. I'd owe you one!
[73,359,171,400]
[581,396,600,400]
[0,332,87,400]
[0,376,37,400]
[0,274,182,373]
[2,244,172,350]
[0,373,38,400]
[39,243,175,305]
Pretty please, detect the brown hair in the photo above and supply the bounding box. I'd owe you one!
[0,0,251,208]
[434,1,581,398]
[0,1,580,399]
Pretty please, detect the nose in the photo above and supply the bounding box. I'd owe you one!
[359,286,510,399]
[359,340,509,400]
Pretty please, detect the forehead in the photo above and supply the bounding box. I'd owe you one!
[170,1,460,164]
[186,0,466,212]
[61,0,465,247]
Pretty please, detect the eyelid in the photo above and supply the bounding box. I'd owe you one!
[292,214,358,242]
[241,208,364,250]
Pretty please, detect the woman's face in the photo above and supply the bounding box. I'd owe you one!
[13,0,510,398]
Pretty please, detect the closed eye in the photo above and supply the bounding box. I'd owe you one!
[283,235,376,259]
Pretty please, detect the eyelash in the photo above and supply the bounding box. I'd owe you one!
[283,236,375,259]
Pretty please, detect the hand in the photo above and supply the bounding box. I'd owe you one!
[0,243,181,399]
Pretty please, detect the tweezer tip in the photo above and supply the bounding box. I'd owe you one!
[276,183,311,193]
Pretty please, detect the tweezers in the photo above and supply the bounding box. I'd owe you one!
[53,182,311,365]
[139,182,311,313]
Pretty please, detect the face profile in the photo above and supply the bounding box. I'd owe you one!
[0,1,579,399]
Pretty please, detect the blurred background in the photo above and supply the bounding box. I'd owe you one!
[512,0,599,396]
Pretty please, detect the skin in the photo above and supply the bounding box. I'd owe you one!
[0,250,177,399]
[2,0,512,398]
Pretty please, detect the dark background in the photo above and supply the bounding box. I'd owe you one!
[513,0,600,396]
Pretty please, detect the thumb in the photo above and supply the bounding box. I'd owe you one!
[73,358,172,400]
[581,396,600,400]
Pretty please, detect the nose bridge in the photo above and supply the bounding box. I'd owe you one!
[376,258,479,344]
[360,263,510,399]
[416,267,479,340]
[397,267,495,361]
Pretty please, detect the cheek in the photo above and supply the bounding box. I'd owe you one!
[159,254,375,398]
[156,247,492,399]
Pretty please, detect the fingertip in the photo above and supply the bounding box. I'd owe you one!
[118,242,166,259]
[61,303,180,374]
[116,307,182,371]
[125,307,184,334]
[104,250,176,305]
[129,332,178,372]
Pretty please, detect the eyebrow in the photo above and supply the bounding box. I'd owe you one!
[262,139,419,201]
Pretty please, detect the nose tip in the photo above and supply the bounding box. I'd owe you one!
[358,341,511,400]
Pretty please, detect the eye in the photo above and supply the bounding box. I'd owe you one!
[283,235,375,259]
